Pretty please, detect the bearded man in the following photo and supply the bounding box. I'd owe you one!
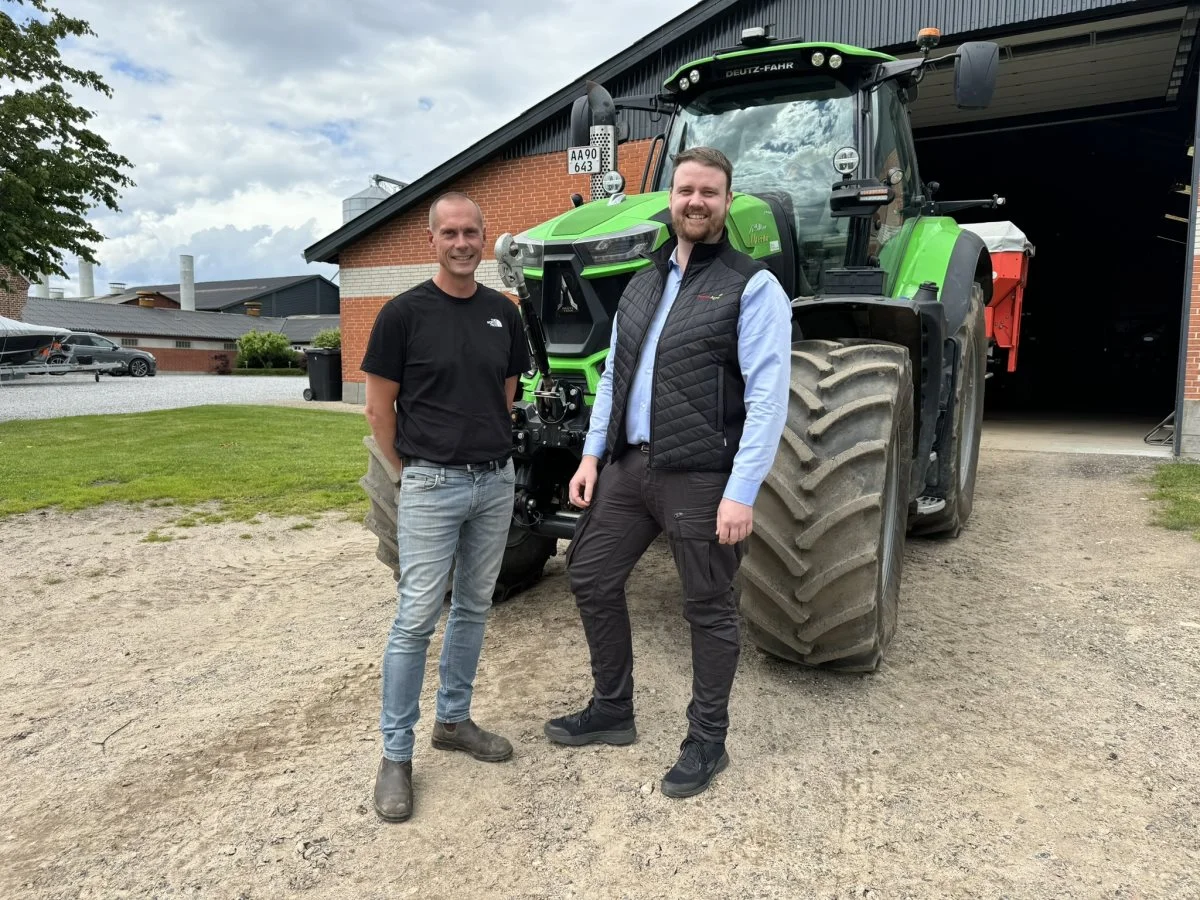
[543,146,792,799]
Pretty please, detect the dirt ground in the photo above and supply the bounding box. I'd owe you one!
[3,449,1198,900]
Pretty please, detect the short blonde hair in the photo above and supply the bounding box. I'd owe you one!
[428,192,485,231]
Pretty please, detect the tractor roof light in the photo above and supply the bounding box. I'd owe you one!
[917,27,942,53]
[829,53,843,69]
[679,77,690,91]
[811,51,826,67]
[689,68,701,84]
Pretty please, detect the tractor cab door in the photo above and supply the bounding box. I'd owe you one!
[869,81,923,289]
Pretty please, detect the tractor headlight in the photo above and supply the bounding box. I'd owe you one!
[573,224,660,267]
[513,235,544,270]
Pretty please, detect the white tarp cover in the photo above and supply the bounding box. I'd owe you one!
[0,315,66,338]
[959,221,1035,256]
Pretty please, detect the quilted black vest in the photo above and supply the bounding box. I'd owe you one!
[605,233,767,471]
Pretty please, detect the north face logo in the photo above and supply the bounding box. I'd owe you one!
[486,318,503,328]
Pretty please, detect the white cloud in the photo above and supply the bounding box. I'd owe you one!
[22,0,699,295]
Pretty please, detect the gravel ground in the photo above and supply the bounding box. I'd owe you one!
[3,450,1198,898]
[0,373,317,422]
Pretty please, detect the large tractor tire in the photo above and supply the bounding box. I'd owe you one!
[740,340,914,672]
[910,284,986,538]
[359,437,555,602]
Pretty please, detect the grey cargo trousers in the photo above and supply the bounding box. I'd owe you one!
[565,446,744,744]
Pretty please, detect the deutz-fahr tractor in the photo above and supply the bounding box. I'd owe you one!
[363,26,1007,671]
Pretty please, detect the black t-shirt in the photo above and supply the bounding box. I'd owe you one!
[361,279,530,464]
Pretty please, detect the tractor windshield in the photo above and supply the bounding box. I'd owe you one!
[656,75,858,292]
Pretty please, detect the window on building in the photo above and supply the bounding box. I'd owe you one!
[120,338,138,347]
[223,342,238,350]
[175,340,192,349]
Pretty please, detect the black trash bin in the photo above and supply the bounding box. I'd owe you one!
[303,348,343,401]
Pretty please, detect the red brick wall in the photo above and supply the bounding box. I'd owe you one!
[147,347,238,373]
[123,295,178,309]
[0,266,29,320]
[339,141,658,384]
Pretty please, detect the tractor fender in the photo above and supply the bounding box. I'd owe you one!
[941,229,992,335]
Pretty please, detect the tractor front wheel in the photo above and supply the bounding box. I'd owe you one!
[739,340,914,672]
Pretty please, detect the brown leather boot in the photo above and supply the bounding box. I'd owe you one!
[431,719,513,762]
[373,757,413,822]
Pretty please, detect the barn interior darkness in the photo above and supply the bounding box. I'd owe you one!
[915,102,1195,419]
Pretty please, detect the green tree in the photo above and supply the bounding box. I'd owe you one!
[311,327,341,350]
[237,330,297,369]
[0,1,135,290]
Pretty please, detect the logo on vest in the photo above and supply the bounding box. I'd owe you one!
[486,318,503,328]
[696,292,724,302]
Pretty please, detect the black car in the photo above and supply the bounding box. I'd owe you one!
[52,332,157,377]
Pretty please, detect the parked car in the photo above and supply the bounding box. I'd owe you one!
[50,332,157,377]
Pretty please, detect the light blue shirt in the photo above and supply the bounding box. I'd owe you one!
[583,249,792,507]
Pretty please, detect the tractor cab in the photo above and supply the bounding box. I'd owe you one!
[511,27,1000,367]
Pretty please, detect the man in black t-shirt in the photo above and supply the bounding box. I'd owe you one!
[362,191,529,824]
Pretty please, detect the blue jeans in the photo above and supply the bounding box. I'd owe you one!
[380,459,515,762]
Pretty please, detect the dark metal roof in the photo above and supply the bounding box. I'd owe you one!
[22,297,337,344]
[91,275,334,311]
[304,0,1177,265]
[279,315,341,343]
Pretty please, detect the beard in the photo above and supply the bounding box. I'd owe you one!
[671,206,724,244]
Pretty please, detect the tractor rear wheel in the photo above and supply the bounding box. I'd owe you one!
[359,437,555,602]
[740,340,914,672]
[910,284,986,538]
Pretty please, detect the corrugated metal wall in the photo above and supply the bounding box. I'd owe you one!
[503,0,1164,159]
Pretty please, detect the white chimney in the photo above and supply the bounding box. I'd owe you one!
[108,281,126,295]
[180,254,195,312]
[50,289,64,299]
[30,273,50,298]
[78,260,95,298]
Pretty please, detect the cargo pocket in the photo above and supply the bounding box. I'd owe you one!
[563,503,595,570]
[669,507,736,600]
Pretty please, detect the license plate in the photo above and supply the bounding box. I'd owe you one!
[567,145,600,175]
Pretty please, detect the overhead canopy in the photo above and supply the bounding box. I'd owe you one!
[908,5,1194,129]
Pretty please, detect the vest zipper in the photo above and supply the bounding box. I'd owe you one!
[649,260,706,467]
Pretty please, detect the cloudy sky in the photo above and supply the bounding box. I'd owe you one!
[15,0,698,295]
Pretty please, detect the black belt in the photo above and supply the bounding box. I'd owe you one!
[403,455,510,472]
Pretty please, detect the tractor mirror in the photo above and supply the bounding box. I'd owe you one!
[954,41,999,109]
[569,81,617,146]
[569,96,591,147]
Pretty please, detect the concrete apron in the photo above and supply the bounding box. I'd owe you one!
[981,414,1175,458]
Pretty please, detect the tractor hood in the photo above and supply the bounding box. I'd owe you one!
[514,191,783,278]
[525,192,670,242]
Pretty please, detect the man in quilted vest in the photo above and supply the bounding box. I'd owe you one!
[544,147,792,798]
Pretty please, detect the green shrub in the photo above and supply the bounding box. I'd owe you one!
[312,328,341,350]
[231,367,306,376]
[236,330,297,369]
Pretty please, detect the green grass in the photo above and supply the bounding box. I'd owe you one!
[1151,461,1200,540]
[0,405,371,522]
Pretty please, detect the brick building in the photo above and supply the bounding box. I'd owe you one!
[22,297,337,373]
[305,0,1200,456]
[0,267,30,321]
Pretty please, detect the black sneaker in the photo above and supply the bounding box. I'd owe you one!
[543,700,636,746]
[660,738,729,798]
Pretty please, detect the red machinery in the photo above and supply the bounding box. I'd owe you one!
[961,222,1035,373]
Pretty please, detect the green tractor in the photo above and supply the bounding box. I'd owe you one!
[363,26,1004,671]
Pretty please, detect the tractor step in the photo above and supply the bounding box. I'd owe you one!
[915,496,947,515]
